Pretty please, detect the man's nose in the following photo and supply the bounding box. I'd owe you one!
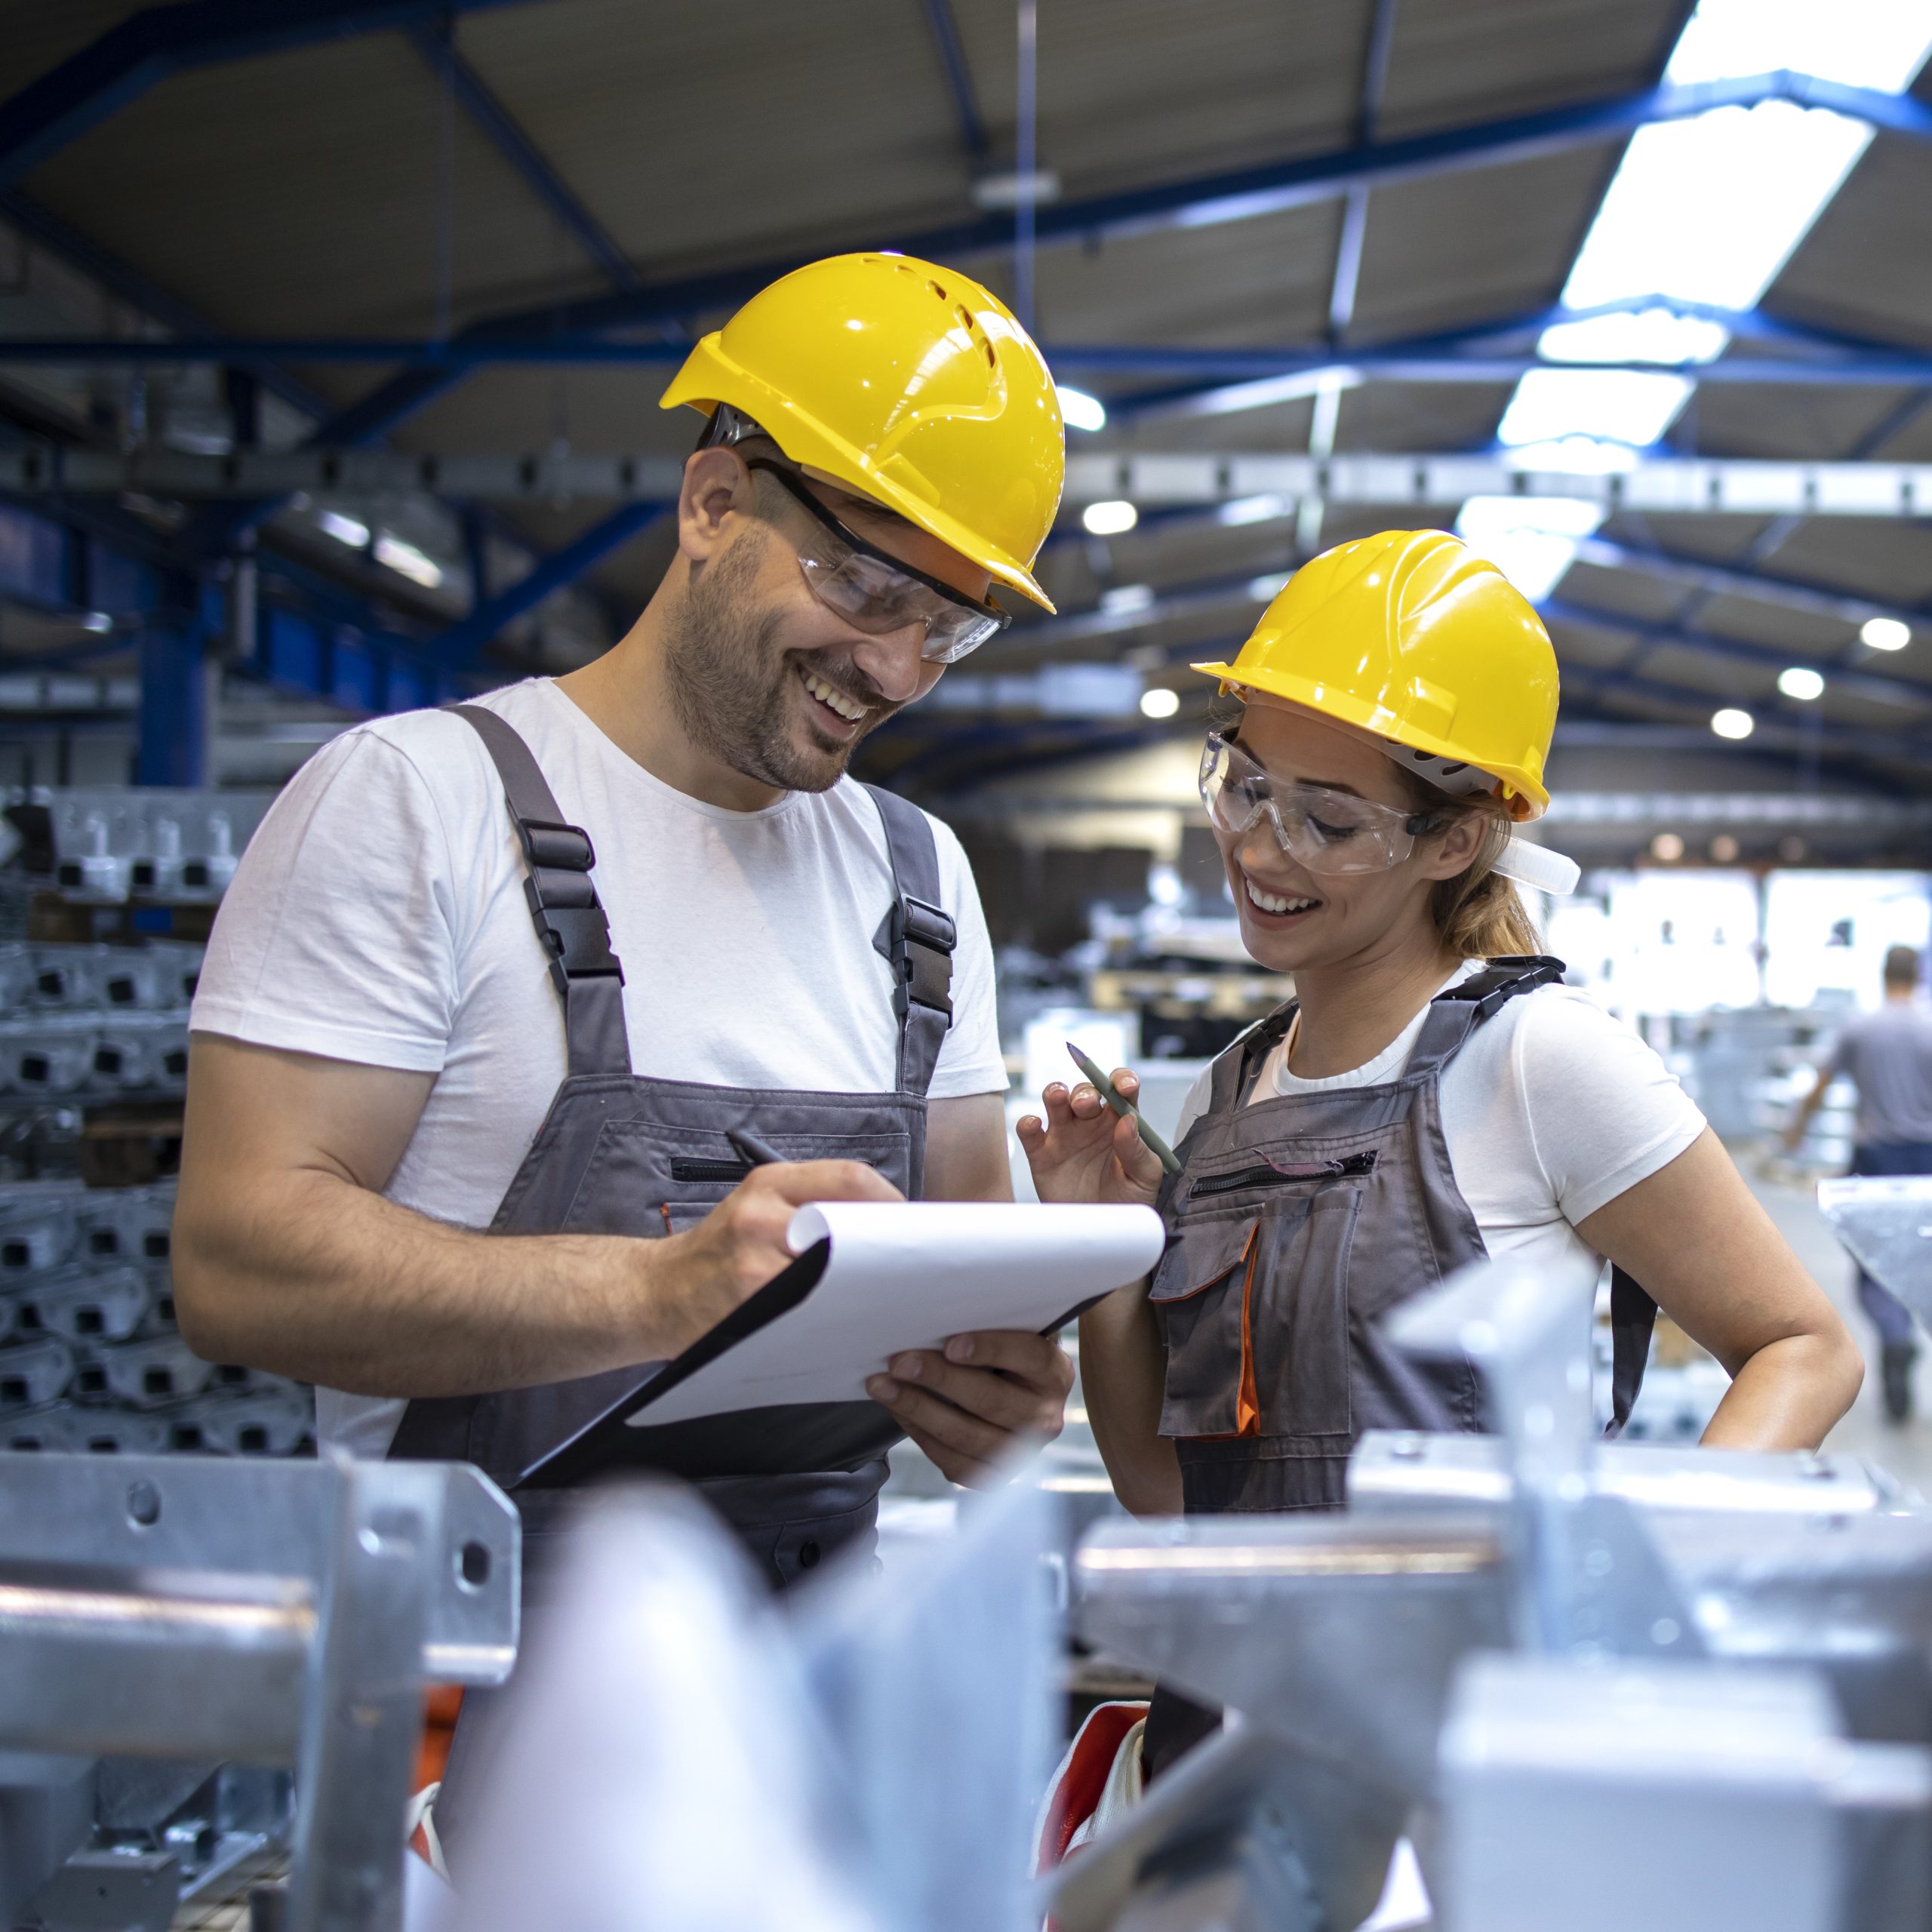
[847,624,928,703]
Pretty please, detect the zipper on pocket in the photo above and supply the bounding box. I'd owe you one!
[1189,1150,1377,1201]
[669,1157,752,1184]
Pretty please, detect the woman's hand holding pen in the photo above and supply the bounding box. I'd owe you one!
[1017,1070,1167,1209]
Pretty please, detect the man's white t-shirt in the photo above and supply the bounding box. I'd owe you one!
[190,678,1006,1457]
[1172,961,1707,1283]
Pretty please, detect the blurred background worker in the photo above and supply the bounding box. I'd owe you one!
[1785,946,1932,1421]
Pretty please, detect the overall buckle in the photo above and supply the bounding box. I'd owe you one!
[891,894,955,1018]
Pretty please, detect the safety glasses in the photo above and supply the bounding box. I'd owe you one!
[1199,731,1445,876]
[746,460,1011,665]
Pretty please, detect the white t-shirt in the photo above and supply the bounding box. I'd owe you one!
[191,678,1004,1455]
[1172,961,1706,1282]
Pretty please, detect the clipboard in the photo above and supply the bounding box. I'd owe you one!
[521,1201,1165,1490]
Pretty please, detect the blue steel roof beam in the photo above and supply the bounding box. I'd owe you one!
[1571,537,1930,635]
[0,0,549,187]
[5,324,1926,380]
[313,69,1932,352]
[998,561,1932,714]
[406,24,644,296]
[162,69,1932,551]
[918,0,990,162]
[0,190,331,420]
[1540,598,1931,715]
[427,500,664,668]
[1328,0,1400,340]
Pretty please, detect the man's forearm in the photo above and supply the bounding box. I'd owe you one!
[174,1165,668,1397]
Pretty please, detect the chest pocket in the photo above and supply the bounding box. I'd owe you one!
[1149,1188,1363,1442]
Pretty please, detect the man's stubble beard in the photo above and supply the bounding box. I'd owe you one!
[663,531,897,794]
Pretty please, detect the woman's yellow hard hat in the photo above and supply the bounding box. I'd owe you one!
[1194,528,1560,820]
[662,252,1065,611]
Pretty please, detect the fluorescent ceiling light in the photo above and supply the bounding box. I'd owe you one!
[1501,436,1641,475]
[1495,0,1932,455]
[1777,666,1825,700]
[315,509,370,547]
[1154,365,1360,422]
[1082,500,1138,536]
[78,612,114,634]
[971,170,1061,210]
[1217,493,1288,525]
[374,533,444,588]
[1139,686,1180,719]
[1497,368,1692,450]
[1454,495,1605,602]
[1668,0,1932,91]
[1538,309,1729,366]
[1099,583,1155,614]
[1057,386,1107,432]
[1861,615,1911,651]
[1711,707,1756,740]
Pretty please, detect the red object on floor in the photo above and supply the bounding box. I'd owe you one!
[1037,1701,1148,1876]
[415,1684,464,1792]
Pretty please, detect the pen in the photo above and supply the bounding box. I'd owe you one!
[1065,1041,1183,1176]
[728,1128,786,1168]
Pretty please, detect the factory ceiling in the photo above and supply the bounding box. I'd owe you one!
[0,0,1930,798]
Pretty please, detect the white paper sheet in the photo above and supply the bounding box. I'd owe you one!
[627,1201,1164,1426]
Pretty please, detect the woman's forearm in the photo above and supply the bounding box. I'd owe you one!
[1079,1278,1183,1515]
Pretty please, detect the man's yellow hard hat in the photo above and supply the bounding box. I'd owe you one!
[661,252,1065,611]
[1194,528,1560,820]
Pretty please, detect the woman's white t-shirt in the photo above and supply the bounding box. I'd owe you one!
[1171,961,1707,1283]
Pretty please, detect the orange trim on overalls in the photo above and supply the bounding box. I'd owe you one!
[1234,1229,1262,1438]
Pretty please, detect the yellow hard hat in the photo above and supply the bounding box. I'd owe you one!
[661,252,1064,612]
[1194,528,1559,820]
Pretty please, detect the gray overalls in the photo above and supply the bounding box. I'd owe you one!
[1141,956,1656,1770]
[391,706,961,1863]
[389,707,958,1577]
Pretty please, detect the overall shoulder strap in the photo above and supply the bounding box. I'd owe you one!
[1405,952,1659,1435]
[452,703,631,1078]
[862,784,955,1097]
[1227,1004,1295,1109]
[1404,954,1567,1075]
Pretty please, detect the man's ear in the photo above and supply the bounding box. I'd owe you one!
[678,447,758,564]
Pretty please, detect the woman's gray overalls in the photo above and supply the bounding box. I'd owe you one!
[388,706,960,1583]
[1141,957,1657,1771]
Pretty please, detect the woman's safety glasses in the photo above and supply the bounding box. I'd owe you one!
[1199,731,1445,876]
[747,460,1011,665]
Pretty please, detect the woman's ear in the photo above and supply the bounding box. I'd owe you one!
[1417,809,1491,882]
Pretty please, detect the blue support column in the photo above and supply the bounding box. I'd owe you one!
[136,578,208,786]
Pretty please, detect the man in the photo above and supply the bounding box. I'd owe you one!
[1785,943,1932,1421]
[173,252,1072,1820]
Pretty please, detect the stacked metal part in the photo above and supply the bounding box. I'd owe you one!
[0,789,314,1463]
[1052,1244,1932,1932]
[0,1169,312,1458]
[0,942,197,1106]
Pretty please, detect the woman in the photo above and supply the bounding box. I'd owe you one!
[1020,529,1863,1780]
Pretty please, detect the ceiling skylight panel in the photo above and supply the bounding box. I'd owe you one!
[1475,0,1932,518]
[1454,497,1606,604]
[1497,369,1693,450]
[1665,0,1932,90]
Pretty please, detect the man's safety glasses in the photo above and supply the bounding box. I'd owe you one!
[746,460,1011,665]
[1199,731,1446,876]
